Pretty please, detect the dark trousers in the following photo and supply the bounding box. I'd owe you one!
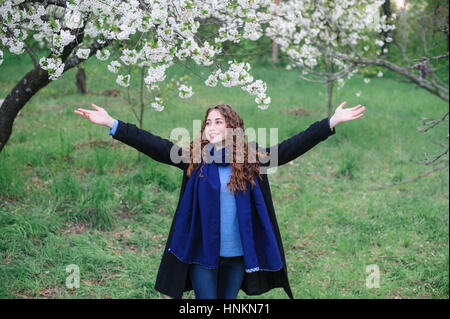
[188,256,245,299]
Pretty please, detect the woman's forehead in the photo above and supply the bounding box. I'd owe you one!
[207,110,224,120]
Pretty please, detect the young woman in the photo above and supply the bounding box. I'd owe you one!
[74,102,365,299]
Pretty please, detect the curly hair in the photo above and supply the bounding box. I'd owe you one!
[184,104,268,194]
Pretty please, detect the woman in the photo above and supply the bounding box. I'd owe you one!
[74,102,365,299]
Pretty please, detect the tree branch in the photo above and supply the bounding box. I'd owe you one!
[368,161,449,190]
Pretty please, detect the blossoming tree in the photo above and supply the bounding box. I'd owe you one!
[265,0,397,113]
[263,0,448,186]
[0,0,277,153]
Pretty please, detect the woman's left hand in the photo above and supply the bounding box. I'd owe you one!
[330,101,366,128]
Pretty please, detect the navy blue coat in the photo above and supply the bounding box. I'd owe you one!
[112,117,336,299]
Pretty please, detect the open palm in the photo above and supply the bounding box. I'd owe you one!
[333,101,366,124]
[74,104,112,126]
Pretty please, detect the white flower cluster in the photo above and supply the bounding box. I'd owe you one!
[139,40,172,65]
[107,60,121,74]
[243,20,263,41]
[375,39,384,47]
[178,85,194,99]
[151,96,164,112]
[76,48,91,60]
[337,77,345,90]
[205,70,220,87]
[96,48,110,61]
[203,61,271,109]
[242,80,270,110]
[52,30,76,55]
[144,64,168,87]
[39,57,65,81]
[218,61,254,87]
[116,74,130,87]
[0,50,3,66]
[190,40,220,66]
[120,49,139,66]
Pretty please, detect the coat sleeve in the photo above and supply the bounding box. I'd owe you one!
[258,117,336,167]
[111,119,186,170]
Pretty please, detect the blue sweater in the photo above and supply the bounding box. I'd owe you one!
[109,120,244,257]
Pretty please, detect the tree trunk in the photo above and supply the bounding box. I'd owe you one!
[0,25,86,153]
[0,67,51,152]
[76,63,87,94]
[272,0,280,65]
[381,0,392,55]
[325,59,335,117]
[0,26,112,154]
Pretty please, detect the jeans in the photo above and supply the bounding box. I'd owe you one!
[189,256,245,299]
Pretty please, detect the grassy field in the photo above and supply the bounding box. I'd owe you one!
[0,52,448,299]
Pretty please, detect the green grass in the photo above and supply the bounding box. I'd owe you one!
[0,52,448,299]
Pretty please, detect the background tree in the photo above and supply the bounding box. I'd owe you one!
[265,0,448,187]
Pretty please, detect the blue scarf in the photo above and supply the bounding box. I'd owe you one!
[168,143,283,273]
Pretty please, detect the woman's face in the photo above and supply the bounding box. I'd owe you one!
[204,109,227,146]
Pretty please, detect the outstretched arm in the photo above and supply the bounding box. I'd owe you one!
[329,101,365,128]
[74,104,186,170]
[259,101,365,167]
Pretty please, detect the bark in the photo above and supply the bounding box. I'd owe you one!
[381,0,392,55]
[76,63,87,94]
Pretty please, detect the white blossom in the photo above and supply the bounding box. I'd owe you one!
[96,48,110,61]
[144,64,167,86]
[76,48,91,60]
[205,71,219,87]
[178,85,193,98]
[107,60,121,74]
[120,49,139,66]
[39,57,65,80]
[116,74,130,87]
[151,96,164,112]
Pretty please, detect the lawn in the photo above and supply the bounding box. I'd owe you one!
[0,52,448,299]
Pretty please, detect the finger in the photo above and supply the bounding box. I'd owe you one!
[352,106,365,115]
[91,104,102,110]
[351,104,362,110]
[339,101,347,108]
[74,110,89,116]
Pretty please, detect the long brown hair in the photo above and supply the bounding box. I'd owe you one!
[185,104,268,194]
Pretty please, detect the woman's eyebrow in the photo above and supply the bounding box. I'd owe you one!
[206,118,223,121]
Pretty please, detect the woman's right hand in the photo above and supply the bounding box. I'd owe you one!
[74,104,115,128]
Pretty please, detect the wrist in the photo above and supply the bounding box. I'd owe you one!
[106,118,115,129]
[329,116,338,130]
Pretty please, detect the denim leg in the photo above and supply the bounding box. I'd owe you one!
[189,264,218,299]
[217,256,245,299]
